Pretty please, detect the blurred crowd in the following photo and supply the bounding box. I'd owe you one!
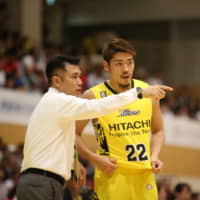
[157,178,199,200]
[0,137,199,200]
[134,69,200,121]
[0,31,53,92]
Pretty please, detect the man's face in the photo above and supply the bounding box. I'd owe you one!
[104,52,134,89]
[55,64,82,96]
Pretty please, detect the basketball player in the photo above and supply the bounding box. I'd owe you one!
[76,38,171,200]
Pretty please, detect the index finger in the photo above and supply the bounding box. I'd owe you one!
[159,85,173,91]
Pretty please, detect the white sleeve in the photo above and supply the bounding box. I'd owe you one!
[59,88,139,120]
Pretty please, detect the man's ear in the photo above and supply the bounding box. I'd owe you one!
[52,76,61,88]
[103,61,110,72]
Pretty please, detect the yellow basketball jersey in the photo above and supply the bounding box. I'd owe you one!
[91,79,153,174]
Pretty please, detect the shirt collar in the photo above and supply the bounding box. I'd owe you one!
[48,87,59,93]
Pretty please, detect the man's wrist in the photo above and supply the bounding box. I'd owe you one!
[88,152,99,165]
[136,87,143,99]
[151,154,159,160]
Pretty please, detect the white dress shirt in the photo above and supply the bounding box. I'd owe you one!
[21,87,139,180]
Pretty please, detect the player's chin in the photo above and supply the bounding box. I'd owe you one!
[119,81,131,89]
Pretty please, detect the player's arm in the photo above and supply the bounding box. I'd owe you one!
[76,89,117,175]
[150,98,165,173]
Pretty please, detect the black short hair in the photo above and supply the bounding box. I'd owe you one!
[174,183,191,193]
[45,55,80,84]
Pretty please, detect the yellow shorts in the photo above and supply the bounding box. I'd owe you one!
[94,169,157,200]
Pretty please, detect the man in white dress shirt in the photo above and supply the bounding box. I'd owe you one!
[16,55,172,200]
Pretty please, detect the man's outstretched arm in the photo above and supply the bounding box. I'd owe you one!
[62,85,173,120]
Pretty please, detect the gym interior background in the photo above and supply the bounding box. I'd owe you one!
[0,0,200,199]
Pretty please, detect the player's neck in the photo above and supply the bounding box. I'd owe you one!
[108,80,131,93]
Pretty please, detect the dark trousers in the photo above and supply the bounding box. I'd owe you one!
[17,172,64,200]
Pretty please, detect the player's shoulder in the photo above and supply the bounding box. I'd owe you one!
[82,82,106,99]
[90,82,105,91]
[81,89,95,99]
[133,79,149,88]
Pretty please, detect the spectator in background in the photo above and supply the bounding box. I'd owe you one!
[0,48,19,77]
[0,137,23,200]
[0,69,6,86]
[80,69,88,91]
[0,143,21,200]
[191,193,199,200]
[147,72,164,85]
[5,70,25,90]
[4,33,21,52]
[19,54,46,92]
[0,167,9,200]
[188,98,200,119]
[173,183,191,200]
[87,64,107,88]
[134,66,148,82]
[158,178,174,200]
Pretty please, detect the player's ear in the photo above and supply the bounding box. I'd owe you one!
[52,75,62,88]
[103,61,109,72]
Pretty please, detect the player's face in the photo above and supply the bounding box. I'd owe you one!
[104,52,134,89]
[58,64,83,96]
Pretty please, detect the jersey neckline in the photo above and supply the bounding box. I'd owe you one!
[104,80,134,94]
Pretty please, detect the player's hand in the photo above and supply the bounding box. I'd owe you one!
[142,85,173,100]
[151,157,163,174]
[77,161,87,186]
[93,154,117,175]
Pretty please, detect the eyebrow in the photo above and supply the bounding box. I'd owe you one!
[71,72,81,75]
[114,58,134,62]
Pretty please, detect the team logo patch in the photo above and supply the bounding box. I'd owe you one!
[118,109,140,117]
[100,91,107,98]
[146,184,153,190]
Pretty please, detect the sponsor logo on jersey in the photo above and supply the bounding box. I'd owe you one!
[118,109,140,117]
[100,91,107,98]
[108,119,151,131]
